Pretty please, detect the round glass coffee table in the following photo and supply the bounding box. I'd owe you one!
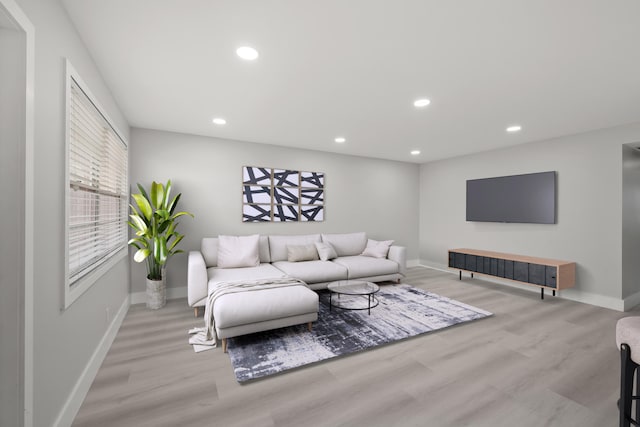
[327,280,380,315]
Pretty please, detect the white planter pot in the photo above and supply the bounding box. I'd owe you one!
[146,277,166,309]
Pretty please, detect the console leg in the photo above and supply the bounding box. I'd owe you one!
[553,290,556,296]
[541,288,544,300]
[471,273,474,278]
[459,271,462,280]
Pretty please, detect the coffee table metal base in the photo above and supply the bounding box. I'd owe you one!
[329,293,379,315]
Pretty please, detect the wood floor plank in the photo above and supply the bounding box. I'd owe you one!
[72,266,631,426]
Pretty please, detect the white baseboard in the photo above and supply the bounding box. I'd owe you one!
[130,285,188,305]
[561,289,624,312]
[406,258,420,268]
[416,261,450,273]
[624,290,640,311]
[417,261,627,312]
[53,295,130,427]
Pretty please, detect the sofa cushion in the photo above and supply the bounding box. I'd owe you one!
[201,235,270,267]
[201,237,218,267]
[321,232,367,257]
[207,263,287,293]
[218,234,260,268]
[272,260,348,283]
[332,255,399,278]
[269,234,321,262]
[287,244,319,262]
[213,285,318,329]
[361,239,394,258]
[315,241,337,261]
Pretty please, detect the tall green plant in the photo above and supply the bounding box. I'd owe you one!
[127,180,194,280]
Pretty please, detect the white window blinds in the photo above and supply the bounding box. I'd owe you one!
[67,76,128,287]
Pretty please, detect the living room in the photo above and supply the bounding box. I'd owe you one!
[2,0,640,426]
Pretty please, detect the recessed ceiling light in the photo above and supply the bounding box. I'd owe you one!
[413,98,431,108]
[212,117,227,125]
[334,137,346,143]
[236,46,259,60]
[411,150,421,155]
[506,125,522,133]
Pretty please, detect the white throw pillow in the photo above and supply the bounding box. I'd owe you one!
[287,244,319,262]
[361,239,394,258]
[314,241,337,261]
[217,234,260,268]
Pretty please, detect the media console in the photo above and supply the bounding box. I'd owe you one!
[448,248,575,299]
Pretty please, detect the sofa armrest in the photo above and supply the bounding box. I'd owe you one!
[388,245,407,276]
[188,251,208,307]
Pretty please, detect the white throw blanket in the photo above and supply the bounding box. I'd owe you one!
[189,277,308,352]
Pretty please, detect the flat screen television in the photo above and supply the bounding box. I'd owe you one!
[466,171,556,224]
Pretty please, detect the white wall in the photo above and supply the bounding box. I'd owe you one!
[420,123,640,310]
[622,144,640,301]
[0,23,26,427]
[130,128,420,294]
[14,0,131,425]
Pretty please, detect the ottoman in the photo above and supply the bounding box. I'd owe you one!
[214,284,319,352]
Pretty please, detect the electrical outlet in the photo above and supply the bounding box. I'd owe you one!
[106,307,111,324]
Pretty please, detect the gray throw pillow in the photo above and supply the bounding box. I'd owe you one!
[287,244,320,262]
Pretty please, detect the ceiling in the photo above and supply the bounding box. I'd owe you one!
[61,0,640,163]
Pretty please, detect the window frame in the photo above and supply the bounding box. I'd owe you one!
[64,60,129,309]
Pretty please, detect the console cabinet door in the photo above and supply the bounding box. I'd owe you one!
[465,255,477,271]
[529,264,546,286]
[476,256,484,273]
[448,252,455,268]
[490,258,498,276]
[497,259,505,277]
[514,262,528,282]
[504,260,514,280]
[545,266,557,288]
[455,253,465,269]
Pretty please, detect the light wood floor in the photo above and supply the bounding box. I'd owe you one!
[72,267,633,427]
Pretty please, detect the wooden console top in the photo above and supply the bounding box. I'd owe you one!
[449,248,574,267]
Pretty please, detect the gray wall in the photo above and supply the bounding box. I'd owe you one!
[0,24,26,427]
[420,123,640,308]
[15,0,131,425]
[130,128,420,293]
[622,144,640,300]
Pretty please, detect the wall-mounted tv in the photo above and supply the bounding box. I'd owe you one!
[466,171,556,224]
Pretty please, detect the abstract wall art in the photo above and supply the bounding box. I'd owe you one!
[242,166,325,222]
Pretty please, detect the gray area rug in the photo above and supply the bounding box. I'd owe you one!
[227,284,492,382]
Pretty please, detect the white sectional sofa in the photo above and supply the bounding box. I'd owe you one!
[187,232,406,351]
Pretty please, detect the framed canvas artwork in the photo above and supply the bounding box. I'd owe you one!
[242,166,325,222]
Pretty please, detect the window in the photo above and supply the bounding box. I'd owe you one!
[65,61,128,307]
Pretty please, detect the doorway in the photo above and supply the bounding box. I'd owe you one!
[0,1,33,426]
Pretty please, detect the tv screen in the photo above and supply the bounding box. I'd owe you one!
[466,171,556,224]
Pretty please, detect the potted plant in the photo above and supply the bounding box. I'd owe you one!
[128,180,194,309]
